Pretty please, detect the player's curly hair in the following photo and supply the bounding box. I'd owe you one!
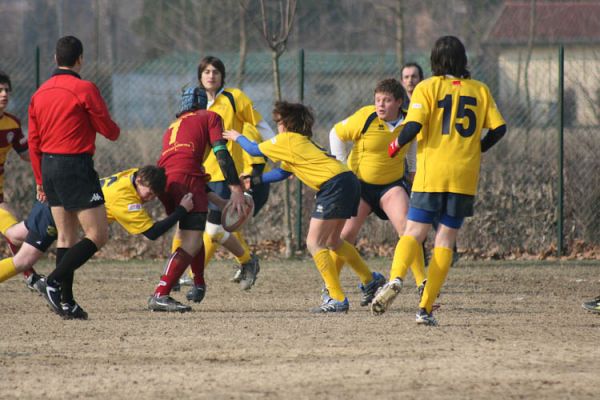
[430,35,470,78]
[272,101,315,138]
[0,70,12,91]
[197,56,226,90]
[136,166,167,195]
[374,78,406,101]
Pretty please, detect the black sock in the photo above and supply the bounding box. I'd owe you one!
[55,248,74,303]
[47,239,98,287]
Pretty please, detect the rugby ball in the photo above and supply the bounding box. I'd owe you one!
[221,192,254,232]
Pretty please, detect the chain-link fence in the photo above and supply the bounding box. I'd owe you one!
[0,0,598,259]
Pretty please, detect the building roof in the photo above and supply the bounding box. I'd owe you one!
[485,1,600,45]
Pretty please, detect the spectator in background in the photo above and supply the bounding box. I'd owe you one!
[28,36,120,319]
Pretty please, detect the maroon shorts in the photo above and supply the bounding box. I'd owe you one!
[159,173,208,214]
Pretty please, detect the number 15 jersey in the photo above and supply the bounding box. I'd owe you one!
[406,76,505,195]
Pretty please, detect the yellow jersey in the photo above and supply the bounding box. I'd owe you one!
[406,76,505,195]
[203,88,263,182]
[100,168,154,235]
[334,105,408,185]
[258,132,349,191]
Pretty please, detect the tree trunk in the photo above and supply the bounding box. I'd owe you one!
[395,0,404,70]
[237,3,248,87]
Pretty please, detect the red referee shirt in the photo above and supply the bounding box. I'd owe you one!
[28,69,120,184]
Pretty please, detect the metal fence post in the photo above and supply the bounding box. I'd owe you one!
[296,49,305,251]
[557,45,564,257]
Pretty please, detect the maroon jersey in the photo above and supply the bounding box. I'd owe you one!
[158,110,224,177]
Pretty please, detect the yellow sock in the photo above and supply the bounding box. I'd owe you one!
[411,243,427,287]
[419,247,453,313]
[313,249,345,301]
[233,231,252,264]
[0,208,18,235]
[203,232,218,265]
[329,250,345,277]
[0,257,17,282]
[390,235,420,281]
[332,241,372,284]
[171,235,182,253]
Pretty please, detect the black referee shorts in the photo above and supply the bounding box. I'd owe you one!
[42,153,105,211]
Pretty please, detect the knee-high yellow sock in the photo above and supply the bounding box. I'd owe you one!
[390,236,420,282]
[329,250,345,277]
[233,231,252,264]
[420,247,453,313]
[0,257,17,282]
[313,249,345,301]
[332,241,372,284]
[0,208,18,235]
[203,232,218,265]
[411,243,427,287]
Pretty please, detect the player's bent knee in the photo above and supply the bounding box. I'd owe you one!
[205,222,230,244]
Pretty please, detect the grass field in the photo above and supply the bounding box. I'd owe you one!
[2,258,600,399]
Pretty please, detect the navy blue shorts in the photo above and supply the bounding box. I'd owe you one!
[360,178,411,220]
[409,192,474,218]
[313,172,360,220]
[42,154,104,210]
[24,201,57,252]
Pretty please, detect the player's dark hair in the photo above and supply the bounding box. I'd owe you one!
[198,56,226,90]
[55,36,83,67]
[136,165,167,195]
[374,78,406,101]
[0,70,12,91]
[272,101,314,138]
[401,62,424,80]
[430,36,470,78]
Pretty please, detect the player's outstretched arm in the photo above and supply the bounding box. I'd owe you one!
[223,130,263,157]
[389,121,422,157]
[142,193,193,241]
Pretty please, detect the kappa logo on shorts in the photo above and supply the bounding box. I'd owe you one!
[316,204,323,213]
[90,193,104,202]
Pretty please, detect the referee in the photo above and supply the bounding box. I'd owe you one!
[28,36,120,318]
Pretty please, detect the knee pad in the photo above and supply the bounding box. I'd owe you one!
[205,222,230,244]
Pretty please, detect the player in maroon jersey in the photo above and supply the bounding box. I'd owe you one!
[148,87,247,312]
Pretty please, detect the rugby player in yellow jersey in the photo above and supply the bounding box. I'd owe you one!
[0,71,31,274]
[224,101,381,313]
[0,166,193,319]
[372,36,507,325]
[174,56,275,294]
[329,78,425,306]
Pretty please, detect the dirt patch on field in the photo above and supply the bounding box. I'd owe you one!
[1,258,599,399]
